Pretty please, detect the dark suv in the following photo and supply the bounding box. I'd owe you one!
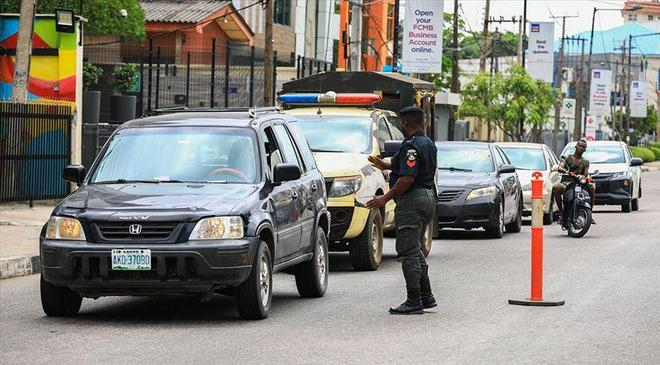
[40,108,330,320]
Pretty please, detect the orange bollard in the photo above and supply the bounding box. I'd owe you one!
[509,171,564,307]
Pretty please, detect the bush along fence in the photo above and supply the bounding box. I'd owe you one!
[83,38,334,122]
[0,102,73,204]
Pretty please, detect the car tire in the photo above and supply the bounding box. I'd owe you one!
[40,275,82,317]
[485,201,505,239]
[294,227,328,298]
[631,198,639,211]
[621,201,632,213]
[349,209,383,271]
[506,196,523,233]
[543,196,554,225]
[236,240,272,320]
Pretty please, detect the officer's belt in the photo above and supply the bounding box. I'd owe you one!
[401,188,434,198]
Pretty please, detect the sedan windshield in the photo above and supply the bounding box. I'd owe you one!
[437,145,494,172]
[563,145,625,164]
[296,115,372,154]
[500,147,546,170]
[90,127,259,184]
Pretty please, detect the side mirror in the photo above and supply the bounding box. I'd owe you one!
[630,157,643,167]
[381,140,402,158]
[273,163,301,184]
[498,164,516,174]
[63,165,86,185]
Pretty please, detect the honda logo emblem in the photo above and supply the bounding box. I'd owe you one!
[129,224,143,235]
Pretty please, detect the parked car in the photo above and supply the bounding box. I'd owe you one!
[497,142,561,225]
[561,141,643,212]
[279,92,433,271]
[40,108,330,320]
[435,142,523,238]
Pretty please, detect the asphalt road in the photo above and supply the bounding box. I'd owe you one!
[2,171,660,364]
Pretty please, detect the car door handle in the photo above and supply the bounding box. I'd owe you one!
[291,191,299,200]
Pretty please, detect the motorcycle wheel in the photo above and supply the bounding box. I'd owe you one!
[567,207,592,238]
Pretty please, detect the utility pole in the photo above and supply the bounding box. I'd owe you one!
[392,0,400,71]
[263,0,274,106]
[349,0,363,71]
[551,15,578,151]
[450,0,459,93]
[521,0,528,67]
[479,0,491,73]
[11,0,37,103]
[626,34,634,135]
[517,15,524,64]
[571,37,586,139]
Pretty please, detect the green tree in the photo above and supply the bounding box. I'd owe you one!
[5,0,145,40]
[459,66,557,141]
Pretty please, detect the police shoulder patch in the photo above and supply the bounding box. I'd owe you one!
[406,149,417,167]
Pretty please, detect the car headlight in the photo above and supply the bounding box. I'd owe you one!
[612,170,633,178]
[46,216,86,240]
[466,186,498,200]
[329,176,362,197]
[189,216,244,240]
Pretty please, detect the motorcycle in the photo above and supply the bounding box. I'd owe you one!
[561,171,598,238]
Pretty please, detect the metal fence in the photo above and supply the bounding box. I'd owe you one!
[0,102,72,203]
[84,38,333,121]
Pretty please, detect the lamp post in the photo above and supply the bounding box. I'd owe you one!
[583,5,642,138]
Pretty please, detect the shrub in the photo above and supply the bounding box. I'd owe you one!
[83,62,103,91]
[111,64,138,94]
[650,142,660,150]
[630,146,656,162]
[649,147,660,161]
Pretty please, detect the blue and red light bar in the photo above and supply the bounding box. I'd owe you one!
[277,92,382,105]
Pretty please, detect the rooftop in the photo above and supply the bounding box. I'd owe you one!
[140,0,231,23]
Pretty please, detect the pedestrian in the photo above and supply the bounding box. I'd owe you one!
[365,106,437,315]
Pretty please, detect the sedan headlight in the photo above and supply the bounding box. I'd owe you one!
[329,176,362,197]
[46,216,86,240]
[612,170,633,178]
[189,216,244,240]
[466,186,498,200]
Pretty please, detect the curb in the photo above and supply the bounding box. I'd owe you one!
[0,255,40,280]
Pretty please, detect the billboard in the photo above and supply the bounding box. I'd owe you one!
[526,21,555,83]
[401,0,444,73]
[588,69,613,116]
[630,80,647,118]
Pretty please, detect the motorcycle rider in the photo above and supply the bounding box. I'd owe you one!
[553,139,596,225]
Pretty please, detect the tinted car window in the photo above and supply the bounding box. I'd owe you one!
[288,122,317,170]
[273,125,301,167]
[386,118,405,140]
[91,127,259,183]
[296,115,372,153]
[500,147,547,170]
[563,144,626,163]
[493,147,505,167]
[437,145,494,172]
[376,118,391,151]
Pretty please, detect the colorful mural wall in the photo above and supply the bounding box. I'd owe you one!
[0,15,80,101]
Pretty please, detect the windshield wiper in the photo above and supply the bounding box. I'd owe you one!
[93,178,162,184]
[311,148,344,153]
[439,167,472,172]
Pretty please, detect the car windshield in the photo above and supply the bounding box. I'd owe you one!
[296,115,372,153]
[562,145,625,164]
[437,145,494,172]
[500,147,546,170]
[90,127,260,184]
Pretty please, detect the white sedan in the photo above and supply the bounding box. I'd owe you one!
[497,142,561,225]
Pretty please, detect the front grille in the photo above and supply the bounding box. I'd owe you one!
[72,255,198,281]
[95,222,178,241]
[437,189,464,202]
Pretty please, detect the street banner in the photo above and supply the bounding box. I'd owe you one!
[588,69,612,116]
[584,115,599,141]
[401,0,443,73]
[526,21,555,83]
[630,80,647,118]
[561,98,576,118]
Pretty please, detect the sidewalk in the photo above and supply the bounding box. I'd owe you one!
[0,202,55,279]
[641,160,660,172]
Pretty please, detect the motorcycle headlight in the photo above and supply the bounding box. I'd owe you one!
[46,216,86,241]
[189,216,244,240]
[466,186,498,200]
[612,170,633,178]
[329,176,362,197]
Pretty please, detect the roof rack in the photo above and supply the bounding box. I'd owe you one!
[146,106,283,117]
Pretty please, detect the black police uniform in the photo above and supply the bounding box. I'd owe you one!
[389,129,437,312]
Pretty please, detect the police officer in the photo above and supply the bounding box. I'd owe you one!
[366,106,437,315]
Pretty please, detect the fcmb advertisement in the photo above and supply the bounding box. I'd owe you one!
[588,69,613,116]
[526,21,555,83]
[402,0,444,73]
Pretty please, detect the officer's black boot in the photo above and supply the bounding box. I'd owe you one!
[389,287,424,315]
[420,265,437,309]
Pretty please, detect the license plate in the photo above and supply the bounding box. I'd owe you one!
[111,249,151,270]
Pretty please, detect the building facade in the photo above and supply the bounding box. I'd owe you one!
[622,1,660,31]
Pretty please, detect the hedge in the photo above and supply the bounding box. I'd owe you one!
[630,146,656,162]
[650,142,660,150]
[649,147,660,161]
